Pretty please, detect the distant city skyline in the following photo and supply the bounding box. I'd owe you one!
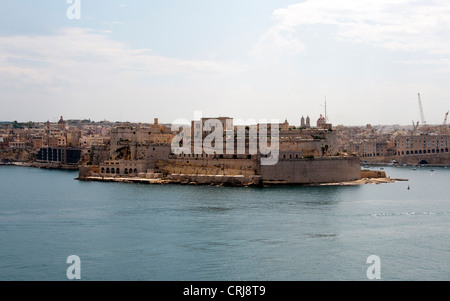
[1,0,449,126]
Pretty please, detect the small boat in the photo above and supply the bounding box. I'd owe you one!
[412,168,416,170]
[430,169,434,172]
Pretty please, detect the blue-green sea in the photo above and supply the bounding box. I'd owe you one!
[0,165,449,280]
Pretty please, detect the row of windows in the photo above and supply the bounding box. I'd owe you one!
[100,167,138,174]
[402,143,448,148]
[179,153,253,159]
[401,140,448,147]
[396,148,449,155]
[361,153,379,157]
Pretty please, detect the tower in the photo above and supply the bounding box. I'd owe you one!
[317,114,326,128]
[58,116,66,131]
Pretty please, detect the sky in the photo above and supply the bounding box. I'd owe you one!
[0,0,449,126]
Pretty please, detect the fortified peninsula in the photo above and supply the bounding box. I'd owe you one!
[77,116,363,186]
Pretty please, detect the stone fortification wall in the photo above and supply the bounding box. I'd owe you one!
[362,153,449,165]
[157,158,259,176]
[135,143,172,169]
[393,153,450,165]
[260,156,361,184]
[167,174,261,186]
[361,170,386,178]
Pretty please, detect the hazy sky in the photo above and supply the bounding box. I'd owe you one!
[0,0,449,126]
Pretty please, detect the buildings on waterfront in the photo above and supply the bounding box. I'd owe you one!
[1,113,449,179]
[337,123,450,165]
[0,117,114,167]
[78,115,361,186]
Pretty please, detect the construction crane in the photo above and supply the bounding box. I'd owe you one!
[418,93,426,125]
[412,120,419,134]
[444,111,449,125]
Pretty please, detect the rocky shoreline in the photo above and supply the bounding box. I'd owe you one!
[318,177,408,186]
[76,175,408,187]
[2,162,408,187]
[0,161,78,170]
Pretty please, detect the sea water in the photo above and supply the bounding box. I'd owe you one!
[0,165,449,280]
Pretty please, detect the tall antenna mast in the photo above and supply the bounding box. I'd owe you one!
[324,95,327,121]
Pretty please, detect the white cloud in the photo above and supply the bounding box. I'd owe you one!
[251,24,305,60]
[0,27,248,89]
[254,0,450,57]
[0,27,251,122]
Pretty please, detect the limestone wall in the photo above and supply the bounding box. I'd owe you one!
[260,156,361,184]
[167,174,261,186]
[362,153,450,165]
[361,170,386,178]
[158,158,259,176]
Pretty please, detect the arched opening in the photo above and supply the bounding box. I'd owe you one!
[106,168,110,174]
[101,168,105,173]
[419,160,429,165]
[116,168,120,174]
